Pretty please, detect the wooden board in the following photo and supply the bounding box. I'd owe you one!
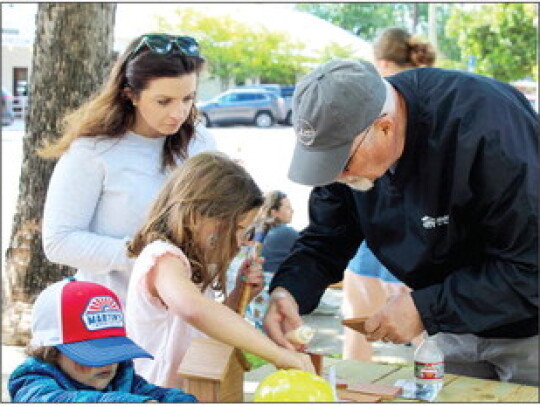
[342,317,369,334]
[305,351,324,376]
[244,358,539,403]
[505,385,540,402]
[347,382,402,399]
[331,359,401,384]
[437,375,539,403]
[337,389,381,402]
[335,377,348,389]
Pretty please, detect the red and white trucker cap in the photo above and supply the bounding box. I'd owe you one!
[30,278,152,367]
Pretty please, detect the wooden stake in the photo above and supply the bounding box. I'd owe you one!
[237,242,262,316]
[341,317,369,335]
[305,351,324,376]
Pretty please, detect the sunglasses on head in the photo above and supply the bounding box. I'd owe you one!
[128,34,200,61]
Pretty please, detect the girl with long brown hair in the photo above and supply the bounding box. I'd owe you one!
[41,34,216,304]
[124,152,313,388]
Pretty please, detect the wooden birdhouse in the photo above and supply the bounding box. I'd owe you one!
[177,337,251,402]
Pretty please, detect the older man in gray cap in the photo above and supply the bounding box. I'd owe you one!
[263,59,538,385]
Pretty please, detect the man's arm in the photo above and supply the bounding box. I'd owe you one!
[270,182,363,313]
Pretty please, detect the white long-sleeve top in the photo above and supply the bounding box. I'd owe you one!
[42,125,217,304]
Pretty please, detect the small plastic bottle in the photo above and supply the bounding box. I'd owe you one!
[414,335,444,399]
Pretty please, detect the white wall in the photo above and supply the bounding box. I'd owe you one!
[2,46,32,94]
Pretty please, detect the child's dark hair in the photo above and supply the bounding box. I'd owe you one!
[25,345,60,365]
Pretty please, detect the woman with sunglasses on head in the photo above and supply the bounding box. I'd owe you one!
[40,34,216,305]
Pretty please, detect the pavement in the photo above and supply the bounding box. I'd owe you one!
[1,287,414,401]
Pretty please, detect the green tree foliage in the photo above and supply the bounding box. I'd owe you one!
[435,4,463,68]
[319,42,357,62]
[446,3,538,81]
[295,3,434,41]
[296,3,403,41]
[295,3,460,68]
[157,8,311,88]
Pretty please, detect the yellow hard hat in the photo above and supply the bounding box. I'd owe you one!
[253,369,336,402]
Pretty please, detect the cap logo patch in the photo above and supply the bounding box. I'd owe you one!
[296,119,316,146]
[82,295,124,331]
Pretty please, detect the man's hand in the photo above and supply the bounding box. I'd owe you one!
[364,293,424,344]
[262,287,305,351]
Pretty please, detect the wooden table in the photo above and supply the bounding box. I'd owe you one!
[244,358,539,402]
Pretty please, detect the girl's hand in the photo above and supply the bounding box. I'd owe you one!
[274,348,315,374]
[235,256,265,301]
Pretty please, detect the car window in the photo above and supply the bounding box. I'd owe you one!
[220,94,238,103]
[280,86,295,97]
[237,93,256,101]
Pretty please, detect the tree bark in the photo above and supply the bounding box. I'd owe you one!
[2,3,116,345]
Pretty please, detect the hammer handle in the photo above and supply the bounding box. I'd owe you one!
[237,242,263,316]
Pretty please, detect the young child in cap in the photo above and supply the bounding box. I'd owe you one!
[8,278,197,403]
[124,152,313,388]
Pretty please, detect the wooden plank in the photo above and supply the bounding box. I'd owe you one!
[244,359,536,402]
[306,352,324,376]
[436,375,532,402]
[505,385,539,402]
[373,364,460,388]
[335,377,348,389]
[342,317,369,334]
[347,382,402,399]
[331,359,400,384]
[337,389,381,402]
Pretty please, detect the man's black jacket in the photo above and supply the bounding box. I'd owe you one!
[271,68,538,338]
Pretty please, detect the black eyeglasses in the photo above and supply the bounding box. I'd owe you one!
[343,114,388,172]
[343,126,372,172]
[128,34,200,61]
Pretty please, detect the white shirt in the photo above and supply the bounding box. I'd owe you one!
[42,126,216,304]
[125,240,214,388]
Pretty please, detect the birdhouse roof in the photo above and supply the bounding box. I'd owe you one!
[177,337,251,381]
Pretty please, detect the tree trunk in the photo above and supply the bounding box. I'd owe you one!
[2,3,116,346]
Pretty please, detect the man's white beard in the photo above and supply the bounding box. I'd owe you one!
[338,175,374,191]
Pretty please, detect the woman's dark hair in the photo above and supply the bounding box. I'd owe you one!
[373,27,436,68]
[38,34,206,169]
[248,190,288,240]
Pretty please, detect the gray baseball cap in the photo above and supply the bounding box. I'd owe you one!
[288,59,386,186]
